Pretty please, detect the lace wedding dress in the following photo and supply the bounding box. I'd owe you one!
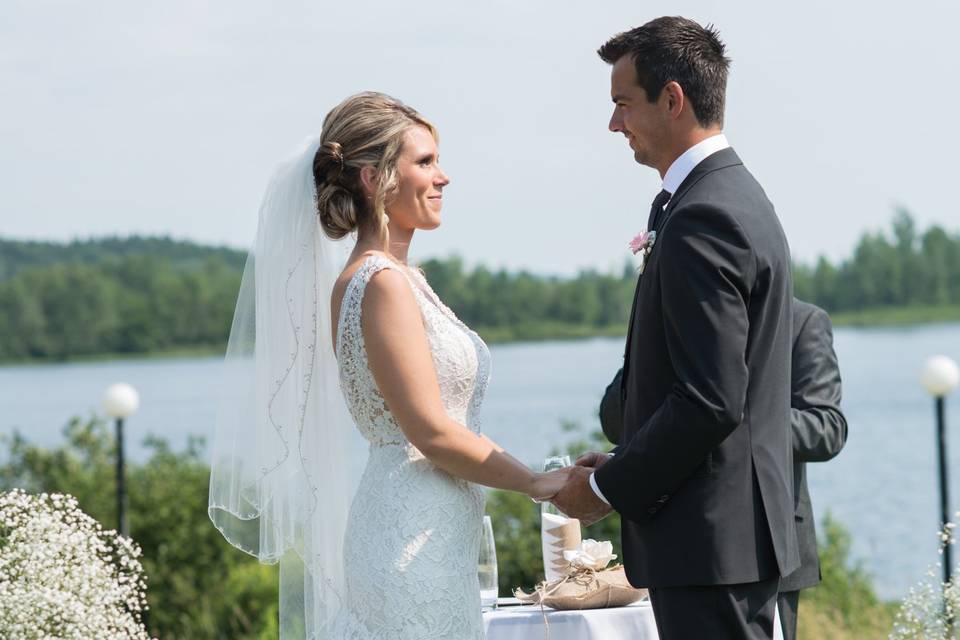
[330,254,492,639]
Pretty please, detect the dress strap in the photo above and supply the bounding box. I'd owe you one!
[335,255,410,358]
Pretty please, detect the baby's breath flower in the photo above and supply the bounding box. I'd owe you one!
[890,518,960,640]
[0,488,154,639]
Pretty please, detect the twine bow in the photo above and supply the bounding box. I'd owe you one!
[515,564,625,640]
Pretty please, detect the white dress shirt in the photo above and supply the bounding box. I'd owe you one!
[588,133,732,506]
[661,133,730,197]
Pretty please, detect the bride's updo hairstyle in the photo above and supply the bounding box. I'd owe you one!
[313,92,438,240]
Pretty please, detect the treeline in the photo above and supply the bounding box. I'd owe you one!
[793,210,960,311]
[0,236,637,361]
[1,211,958,361]
[0,237,243,360]
[419,258,635,339]
[0,235,246,281]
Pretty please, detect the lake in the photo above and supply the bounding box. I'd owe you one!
[2,324,960,600]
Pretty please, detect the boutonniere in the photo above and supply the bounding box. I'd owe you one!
[629,229,657,274]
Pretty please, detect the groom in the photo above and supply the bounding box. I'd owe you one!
[551,17,799,639]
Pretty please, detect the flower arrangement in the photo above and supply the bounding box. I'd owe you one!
[515,538,643,611]
[890,515,960,639]
[0,488,154,639]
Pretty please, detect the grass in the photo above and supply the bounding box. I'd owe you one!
[795,514,900,639]
[0,343,225,367]
[797,596,897,640]
[3,304,959,366]
[830,304,960,327]
[475,323,628,344]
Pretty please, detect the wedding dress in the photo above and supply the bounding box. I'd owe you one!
[330,254,492,639]
[208,137,492,639]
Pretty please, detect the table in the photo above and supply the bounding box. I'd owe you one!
[483,598,784,639]
[483,599,658,640]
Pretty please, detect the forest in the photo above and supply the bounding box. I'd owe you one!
[1,211,958,361]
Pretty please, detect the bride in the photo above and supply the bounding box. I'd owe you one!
[208,92,569,639]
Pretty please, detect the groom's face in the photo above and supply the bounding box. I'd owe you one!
[608,56,668,169]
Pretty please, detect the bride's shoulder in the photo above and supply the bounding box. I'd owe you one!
[335,252,409,298]
[331,253,411,328]
[336,252,385,284]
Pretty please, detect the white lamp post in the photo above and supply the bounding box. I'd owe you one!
[102,383,140,537]
[921,355,960,586]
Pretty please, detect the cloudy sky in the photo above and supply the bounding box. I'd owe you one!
[2,0,958,274]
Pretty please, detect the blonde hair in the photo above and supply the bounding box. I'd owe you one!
[313,92,438,241]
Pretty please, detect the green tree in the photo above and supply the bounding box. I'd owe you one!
[920,226,955,306]
[0,278,49,358]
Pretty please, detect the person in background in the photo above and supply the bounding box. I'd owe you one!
[776,298,847,640]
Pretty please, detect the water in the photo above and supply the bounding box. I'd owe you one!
[2,324,960,600]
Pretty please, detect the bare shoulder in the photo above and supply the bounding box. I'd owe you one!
[360,258,425,345]
[363,263,416,313]
[330,251,404,346]
[332,252,391,307]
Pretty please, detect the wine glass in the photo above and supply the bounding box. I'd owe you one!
[478,515,499,611]
[542,454,572,473]
[531,454,572,504]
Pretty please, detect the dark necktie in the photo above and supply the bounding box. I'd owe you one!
[646,188,672,233]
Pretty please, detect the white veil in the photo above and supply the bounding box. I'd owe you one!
[208,136,362,638]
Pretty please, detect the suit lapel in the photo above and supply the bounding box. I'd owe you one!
[655,147,743,235]
[620,148,744,389]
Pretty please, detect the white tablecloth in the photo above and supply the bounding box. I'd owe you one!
[483,600,658,640]
[483,598,784,640]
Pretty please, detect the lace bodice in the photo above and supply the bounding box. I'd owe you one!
[335,254,491,445]
[331,254,491,639]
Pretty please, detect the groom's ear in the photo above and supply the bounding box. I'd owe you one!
[359,165,378,198]
[662,81,685,119]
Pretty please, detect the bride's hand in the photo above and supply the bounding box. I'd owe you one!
[528,468,571,502]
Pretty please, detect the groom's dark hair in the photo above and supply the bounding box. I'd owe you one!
[598,17,730,127]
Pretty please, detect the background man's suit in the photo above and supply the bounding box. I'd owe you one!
[777,299,847,640]
[593,147,799,638]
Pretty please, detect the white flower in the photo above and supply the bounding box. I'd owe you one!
[562,539,617,571]
[891,518,960,639]
[0,488,155,640]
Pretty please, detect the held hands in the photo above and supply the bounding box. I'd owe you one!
[528,467,572,502]
[549,451,613,526]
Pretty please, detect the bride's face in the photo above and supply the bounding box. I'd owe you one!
[386,126,450,231]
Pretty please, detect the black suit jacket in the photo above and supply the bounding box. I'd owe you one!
[601,298,848,591]
[593,147,800,588]
[779,299,847,592]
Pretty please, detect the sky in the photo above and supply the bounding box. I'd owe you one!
[2,0,958,275]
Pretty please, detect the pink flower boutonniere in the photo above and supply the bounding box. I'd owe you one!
[629,229,657,273]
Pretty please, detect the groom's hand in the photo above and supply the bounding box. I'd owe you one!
[551,465,612,526]
[574,451,612,469]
